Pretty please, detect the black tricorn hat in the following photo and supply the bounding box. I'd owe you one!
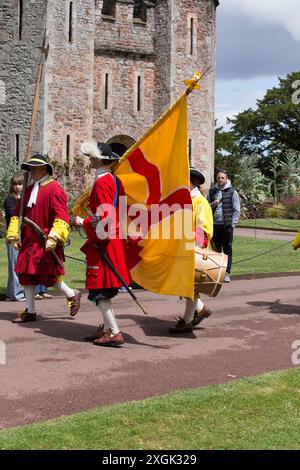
[21,154,54,176]
[190,167,205,185]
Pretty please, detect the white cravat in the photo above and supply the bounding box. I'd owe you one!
[27,175,49,208]
[190,187,200,199]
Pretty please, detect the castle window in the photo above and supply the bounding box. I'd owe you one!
[18,0,23,40]
[187,15,197,57]
[68,2,73,43]
[104,73,109,110]
[0,80,6,105]
[102,0,116,17]
[133,1,146,23]
[137,75,141,112]
[15,134,20,164]
[190,18,194,55]
[66,135,70,175]
[188,139,192,164]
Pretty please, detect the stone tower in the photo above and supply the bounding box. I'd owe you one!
[0,0,219,185]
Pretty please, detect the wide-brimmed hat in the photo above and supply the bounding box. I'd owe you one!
[21,154,54,176]
[80,140,119,162]
[190,167,205,185]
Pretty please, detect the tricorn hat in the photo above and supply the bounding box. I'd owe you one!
[80,139,119,162]
[190,167,205,186]
[21,153,54,176]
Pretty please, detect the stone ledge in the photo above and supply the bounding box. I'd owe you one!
[95,47,156,61]
[101,14,116,22]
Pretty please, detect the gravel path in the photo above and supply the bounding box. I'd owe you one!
[1,273,300,429]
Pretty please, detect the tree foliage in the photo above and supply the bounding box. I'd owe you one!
[215,71,300,203]
[228,71,300,156]
[0,154,18,207]
[234,155,270,216]
[214,124,241,184]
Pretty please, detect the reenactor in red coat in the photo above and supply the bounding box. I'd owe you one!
[6,154,81,323]
[75,140,131,348]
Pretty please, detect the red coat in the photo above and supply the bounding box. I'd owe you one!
[81,171,131,290]
[15,179,69,283]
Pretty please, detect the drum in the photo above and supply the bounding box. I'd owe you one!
[194,248,228,297]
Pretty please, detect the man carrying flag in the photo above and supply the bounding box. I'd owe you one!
[75,142,131,348]
[73,72,210,341]
[113,83,196,302]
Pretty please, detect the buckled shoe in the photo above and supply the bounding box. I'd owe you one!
[169,317,194,334]
[93,329,125,348]
[12,308,37,323]
[192,305,213,327]
[84,324,104,342]
[68,289,81,316]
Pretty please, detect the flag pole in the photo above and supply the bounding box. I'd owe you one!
[111,68,211,171]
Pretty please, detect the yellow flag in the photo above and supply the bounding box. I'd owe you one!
[115,94,195,299]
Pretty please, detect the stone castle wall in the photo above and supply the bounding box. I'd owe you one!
[93,0,156,144]
[167,0,217,183]
[44,0,95,163]
[0,0,218,187]
[0,0,47,160]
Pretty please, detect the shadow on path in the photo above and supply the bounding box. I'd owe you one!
[247,299,300,316]
[120,313,198,339]
[0,313,170,349]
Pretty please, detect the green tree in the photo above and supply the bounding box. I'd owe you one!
[280,151,300,197]
[214,124,241,183]
[234,155,269,217]
[267,157,283,204]
[229,71,300,157]
[0,154,18,207]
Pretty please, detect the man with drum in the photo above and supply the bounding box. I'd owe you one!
[169,168,214,334]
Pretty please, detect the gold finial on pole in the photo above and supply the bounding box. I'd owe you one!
[184,66,212,95]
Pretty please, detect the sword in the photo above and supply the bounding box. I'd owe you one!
[23,217,63,269]
[94,243,148,315]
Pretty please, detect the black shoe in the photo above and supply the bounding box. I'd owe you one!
[192,305,213,327]
[169,317,194,334]
[12,308,36,323]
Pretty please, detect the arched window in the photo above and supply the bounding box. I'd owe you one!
[102,0,116,17]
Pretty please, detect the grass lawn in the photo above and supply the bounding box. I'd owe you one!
[231,236,300,276]
[238,218,299,231]
[0,231,86,297]
[0,367,300,449]
[0,232,299,296]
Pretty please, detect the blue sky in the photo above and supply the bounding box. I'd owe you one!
[216,0,300,128]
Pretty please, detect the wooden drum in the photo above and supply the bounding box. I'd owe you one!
[194,248,228,297]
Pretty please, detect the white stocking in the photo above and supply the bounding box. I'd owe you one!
[54,280,75,299]
[24,286,36,313]
[96,299,120,335]
[196,297,205,313]
[183,298,198,324]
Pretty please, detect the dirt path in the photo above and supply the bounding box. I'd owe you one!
[235,227,296,241]
[1,274,300,429]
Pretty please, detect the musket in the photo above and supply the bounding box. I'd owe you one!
[94,243,148,315]
[23,216,63,269]
[19,31,49,242]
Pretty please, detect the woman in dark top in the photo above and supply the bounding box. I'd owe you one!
[4,173,25,301]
